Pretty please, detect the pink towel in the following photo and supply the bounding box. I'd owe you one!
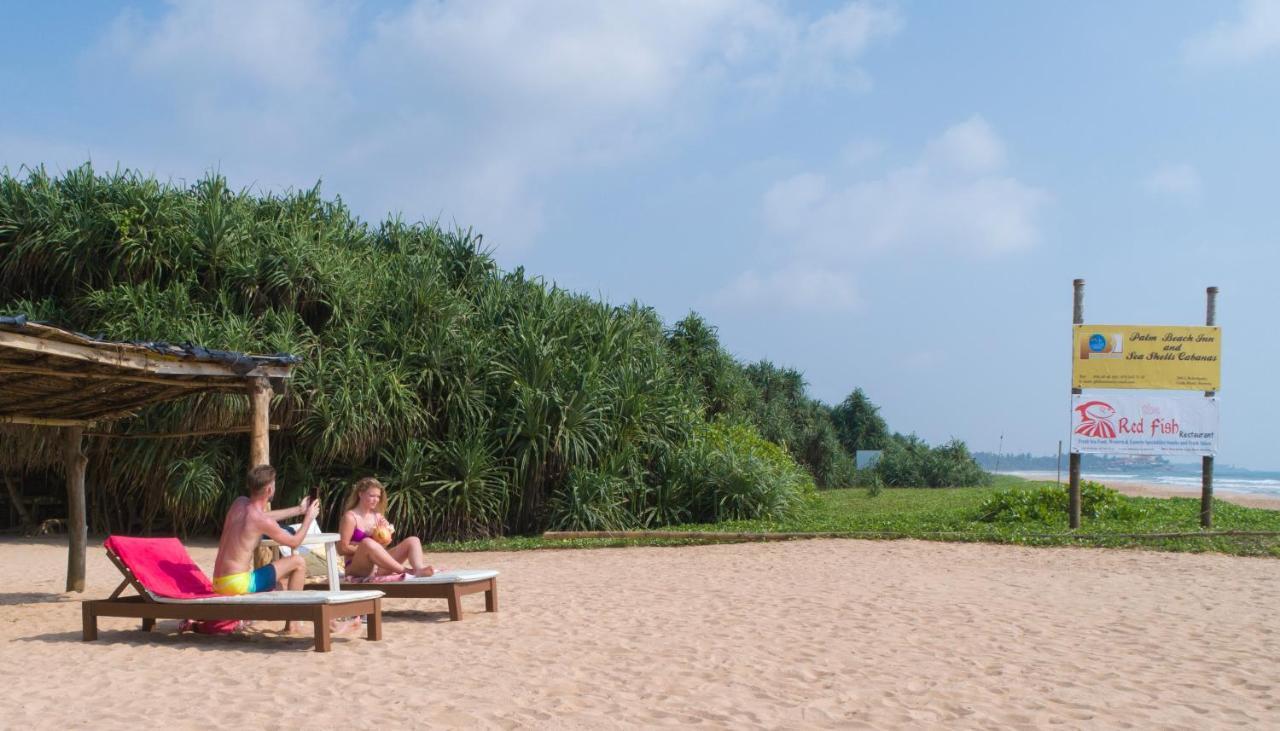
[104,535,217,599]
[345,572,409,584]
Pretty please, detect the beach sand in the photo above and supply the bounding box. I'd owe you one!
[1,537,1277,729]
[1000,471,1280,511]
[1104,481,1280,511]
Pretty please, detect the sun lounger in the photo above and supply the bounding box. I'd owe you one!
[84,536,385,652]
[315,569,499,621]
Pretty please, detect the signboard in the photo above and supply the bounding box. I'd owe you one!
[1071,324,1220,390]
[855,450,882,469]
[1070,391,1218,456]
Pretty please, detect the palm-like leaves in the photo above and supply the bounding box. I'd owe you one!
[0,165,820,539]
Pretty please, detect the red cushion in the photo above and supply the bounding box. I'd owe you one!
[104,536,216,599]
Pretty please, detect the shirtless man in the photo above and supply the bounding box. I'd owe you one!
[212,465,318,623]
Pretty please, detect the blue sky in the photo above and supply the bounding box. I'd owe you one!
[3,1,1279,468]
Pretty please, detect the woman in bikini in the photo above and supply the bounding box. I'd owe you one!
[338,477,435,578]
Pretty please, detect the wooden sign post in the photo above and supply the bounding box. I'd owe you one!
[1201,286,1218,528]
[1068,281,1220,530]
[1069,279,1084,529]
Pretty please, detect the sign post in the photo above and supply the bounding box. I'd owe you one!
[1068,281,1220,529]
[1201,287,1218,528]
[1069,279,1083,529]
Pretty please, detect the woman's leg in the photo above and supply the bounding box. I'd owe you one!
[345,538,408,577]
[388,537,433,576]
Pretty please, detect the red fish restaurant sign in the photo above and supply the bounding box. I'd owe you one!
[1071,392,1219,456]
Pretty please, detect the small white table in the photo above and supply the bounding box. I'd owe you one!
[262,532,342,590]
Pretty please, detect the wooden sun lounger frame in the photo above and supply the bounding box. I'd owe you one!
[311,576,497,621]
[83,548,383,652]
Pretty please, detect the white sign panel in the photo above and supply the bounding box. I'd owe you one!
[1071,391,1218,456]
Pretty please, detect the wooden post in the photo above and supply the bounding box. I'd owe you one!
[248,377,272,469]
[248,377,276,570]
[1069,279,1083,529]
[1200,286,1219,528]
[64,426,88,593]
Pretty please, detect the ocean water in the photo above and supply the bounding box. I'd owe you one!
[998,470,1280,498]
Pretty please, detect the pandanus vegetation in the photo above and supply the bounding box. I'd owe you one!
[1,165,825,538]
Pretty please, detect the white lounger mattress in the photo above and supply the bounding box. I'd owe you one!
[396,569,497,584]
[349,569,498,585]
[149,589,385,605]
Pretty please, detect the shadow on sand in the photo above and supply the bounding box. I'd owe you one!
[0,591,73,606]
[383,608,454,623]
[17,621,370,654]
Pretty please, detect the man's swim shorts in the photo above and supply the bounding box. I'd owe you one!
[212,564,278,595]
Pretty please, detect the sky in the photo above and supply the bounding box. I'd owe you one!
[2,1,1279,469]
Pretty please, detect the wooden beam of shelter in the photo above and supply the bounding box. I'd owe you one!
[86,424,281,440]
[0,362,237,389]
[0,415,96,427]
[0,329,291,380]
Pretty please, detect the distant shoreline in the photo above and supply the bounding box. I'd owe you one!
[997,470,1280,511]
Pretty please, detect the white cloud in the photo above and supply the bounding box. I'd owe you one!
[710,266,859,312]
[1184,0,1280,67]
[808,1,902,58]
[80,0,354,184]
[745,1,904,91]
[100,0,349,94]
[712,116,1045,313]
[370,2,716,114]
[1143,163,1202,200]
[360,0,902,167]
[924,115,1006,173]
[762,116,1047,259]
[361,0,900,248]
[85,0,902,252]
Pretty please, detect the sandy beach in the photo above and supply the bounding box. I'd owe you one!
[0,537,1277,729]
[1000,471,1280,511]
[1105,481,1280,511]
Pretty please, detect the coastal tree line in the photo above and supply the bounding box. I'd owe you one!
[0,165,986,538]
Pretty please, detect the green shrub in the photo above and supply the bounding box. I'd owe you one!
[664,421,813,523]
[874,435,991,487]
[547,468,633,531]
[976,480,1136,523]
[854,468,884,497]
[665,331,858,490]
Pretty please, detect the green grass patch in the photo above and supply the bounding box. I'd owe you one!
[426,475,1280,558]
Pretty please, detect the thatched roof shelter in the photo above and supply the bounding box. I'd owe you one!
[0,315,295,425]
[0,315,297,590]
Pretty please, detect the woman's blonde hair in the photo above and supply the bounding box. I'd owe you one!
[343,477,388,513]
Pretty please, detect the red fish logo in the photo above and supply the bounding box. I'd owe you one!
[1074,400,1117,438]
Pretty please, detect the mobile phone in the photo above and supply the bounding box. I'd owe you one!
[309,485,321,507]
